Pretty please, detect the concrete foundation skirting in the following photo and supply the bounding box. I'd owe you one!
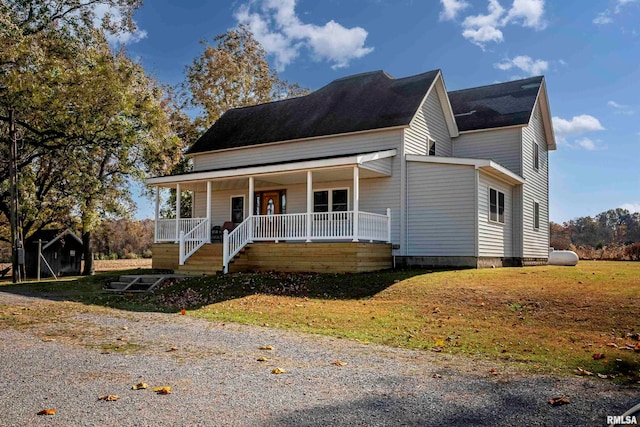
[395,256,542,269]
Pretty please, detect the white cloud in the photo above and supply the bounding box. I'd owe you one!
[93,4,147,45]
[594,0,639,25]
[593,11,613,25]
[504,0,546,29]
[621,203,640,213]
[440,0,470,21]
[495,55,548,75]
[235,0,373,70]
[553,114,605,137]
[444,0,547,48]
[574,137,599,151]
[607,100,634,115]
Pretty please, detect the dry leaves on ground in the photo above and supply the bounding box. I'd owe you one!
[271,368,285,374]
[153,386,171,394]
[259,345,273,350]
[97,395,119,401]
[548,396,570,406]
[331,360,347,366]
[37,408,56,416]
[132,382,148,390]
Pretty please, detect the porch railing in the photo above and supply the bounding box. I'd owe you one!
[156,218,208,242]
[222,209,391,273]
[179,218,209,266]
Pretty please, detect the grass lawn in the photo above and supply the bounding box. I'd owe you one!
[1,261,639,381]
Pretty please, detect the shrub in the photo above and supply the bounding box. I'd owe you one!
[624,243,640,261]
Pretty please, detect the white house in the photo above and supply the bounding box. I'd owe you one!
[147,69,555,274]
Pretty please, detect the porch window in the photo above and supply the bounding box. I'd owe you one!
[489,188,505,224]
[314,189,349,212]
[231,196,245,223]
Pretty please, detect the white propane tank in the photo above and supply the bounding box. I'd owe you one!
[548,248,579,266]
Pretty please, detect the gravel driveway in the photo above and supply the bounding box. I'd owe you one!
[0,292,637,426]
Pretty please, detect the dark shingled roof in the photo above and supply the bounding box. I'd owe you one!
[448,76,543,132]
[187,70,440,155]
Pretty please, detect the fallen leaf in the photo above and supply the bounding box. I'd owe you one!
[41,338,56,342]
[152,386,171,394]
[117,337,128,342]
[592,353,606,360]
[575,367,593,376]
[132,382,148,390]
[256,356,268,362]
[606,342,618,348]
[180,309,186,315]
[98,395,119,401]
[121,326,129,330]
[489,368,500,375]
[548,396,570,406]
[635,342,640,352]
[166,346,178,352]
[37,408,56,416]
[434,340,445,347]
[431,347,443,353]
[271,368,285,374]
[597,373,612,379]
[432,373,442,379]
[331,360,347,366]
[259,345,274,351]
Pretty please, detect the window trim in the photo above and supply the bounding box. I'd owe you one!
[488,187,505,225]
[533,200,540,230]
[533,141,540,171]
[230,195,245,223]
[313,187,350,212]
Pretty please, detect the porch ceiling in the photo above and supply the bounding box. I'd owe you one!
[148,149,396,190]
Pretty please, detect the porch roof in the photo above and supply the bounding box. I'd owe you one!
[147,149,397,188]
[406,154,525,185]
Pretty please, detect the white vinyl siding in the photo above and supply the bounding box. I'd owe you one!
[521,102,549,258]
[192,129,402,171]
[452,127,522,174]
[478,173,514,257]
[406,162,476,256]
[404,87,453,156]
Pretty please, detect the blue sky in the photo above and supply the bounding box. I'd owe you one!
[121,0,640,223]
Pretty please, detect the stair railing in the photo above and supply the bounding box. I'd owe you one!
[222,216,253,273]
[179,218,209,265]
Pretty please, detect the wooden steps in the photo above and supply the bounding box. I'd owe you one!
[104,274,187,293]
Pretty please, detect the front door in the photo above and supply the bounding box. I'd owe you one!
[259,191,281,216]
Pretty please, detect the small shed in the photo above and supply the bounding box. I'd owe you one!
[25,229,83,278]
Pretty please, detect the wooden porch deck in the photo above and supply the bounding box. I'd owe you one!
[152,242,392,275]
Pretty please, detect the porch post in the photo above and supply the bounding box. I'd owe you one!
[306,170,312,242]
[352,166,359,242]
[206,181,212,242]
[175,183,181,242]
[248,176,254,243]
[248,176,255,216]
[154,186,160,243]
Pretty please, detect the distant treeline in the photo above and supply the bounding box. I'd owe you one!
[91,219,154,260]
[551,208,640,260]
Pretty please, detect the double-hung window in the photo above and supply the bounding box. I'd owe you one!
[489,188,505,224]
[533,141,539,171]
[313,189,348,212]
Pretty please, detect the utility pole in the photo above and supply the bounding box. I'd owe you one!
[9,109,20,283]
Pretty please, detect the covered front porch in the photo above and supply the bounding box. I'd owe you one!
[147,150,396,274]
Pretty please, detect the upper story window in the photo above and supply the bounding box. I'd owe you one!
[314,189,348,212]
[427,137,436,156]
[489,188,505,224]
[533,141,540,171]
[533,201,540,230]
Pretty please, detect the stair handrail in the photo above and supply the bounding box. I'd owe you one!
[223,215,253,273]
[179,218,209,265]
